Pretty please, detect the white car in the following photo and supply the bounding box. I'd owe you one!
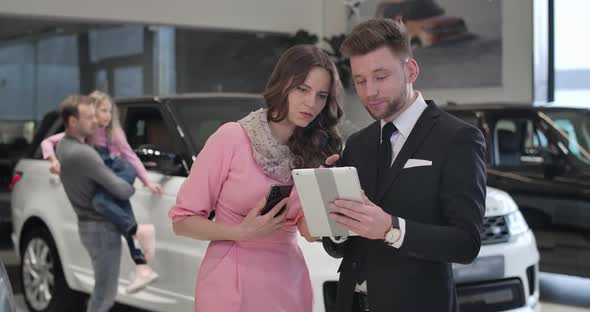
[10,94,539,312]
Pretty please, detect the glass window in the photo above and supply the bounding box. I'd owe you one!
[494,118,550,167]
[170,97,263,154]
[89,25,144,63]
[0,43,35,119]
[554,0,590,103]
[113,66,143,97]
[175,29,290,93]
[542,109,590,165]
[123,107,185,176]
[35,34,80,118]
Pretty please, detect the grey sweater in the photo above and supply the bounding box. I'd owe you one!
[56,135,135,222]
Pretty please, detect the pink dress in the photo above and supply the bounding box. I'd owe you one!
[168,122,313,312]
[41,127,150,184]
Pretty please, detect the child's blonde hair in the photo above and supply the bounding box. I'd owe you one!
[89,90,121,136]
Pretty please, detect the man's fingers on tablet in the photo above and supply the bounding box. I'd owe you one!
[333,218,363,235]
[331,205,366,222]
[330,212,361,227]
[361,193,375,206]
[333,200,364,212]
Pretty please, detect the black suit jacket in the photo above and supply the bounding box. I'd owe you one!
[323,101,486,312]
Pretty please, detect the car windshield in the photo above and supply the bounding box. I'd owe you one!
[541,109,590,165]
[170,97,264,154]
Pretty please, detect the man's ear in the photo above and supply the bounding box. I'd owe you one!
[406,58,419,84]
[66,115,76,129]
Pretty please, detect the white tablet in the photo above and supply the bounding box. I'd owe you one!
[292,167,363,237]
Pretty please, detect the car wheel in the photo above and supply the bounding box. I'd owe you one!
[20,227,85,312]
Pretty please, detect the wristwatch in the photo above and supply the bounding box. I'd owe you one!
[384,215,401,245]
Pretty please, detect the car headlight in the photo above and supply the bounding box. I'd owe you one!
[506,210,529,236]
[485,187,519,216]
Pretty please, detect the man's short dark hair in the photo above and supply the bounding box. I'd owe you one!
[340,18,412,59]
[60,95,93,127]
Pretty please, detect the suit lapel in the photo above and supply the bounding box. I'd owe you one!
[376,102,441,202]
[360,122,381,200]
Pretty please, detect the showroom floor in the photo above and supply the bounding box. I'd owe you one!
[2,238,588,312]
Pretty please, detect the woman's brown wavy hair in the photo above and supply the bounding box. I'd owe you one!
[263,44,344,169]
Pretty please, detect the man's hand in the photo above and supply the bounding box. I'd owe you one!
[323,154,340,167]
[328,193,392,240]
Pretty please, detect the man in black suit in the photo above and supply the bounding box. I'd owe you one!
[322,18,487,312]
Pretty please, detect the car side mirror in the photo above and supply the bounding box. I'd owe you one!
[134,144,184,176]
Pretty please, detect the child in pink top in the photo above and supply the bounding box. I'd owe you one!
[169,45,344,312]
[42,91,161,293]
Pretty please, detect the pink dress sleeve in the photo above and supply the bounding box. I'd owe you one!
[168,123,238,223]
[111,128,150,185]
[41,132,65,160]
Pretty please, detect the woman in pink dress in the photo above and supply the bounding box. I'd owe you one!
[169,45,344,312]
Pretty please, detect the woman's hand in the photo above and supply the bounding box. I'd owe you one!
[237,197,289,240]
[145,182,163,195]
[297,218,319,242]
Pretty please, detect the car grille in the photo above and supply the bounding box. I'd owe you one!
[481,216,510,245]
[457,278,526,312]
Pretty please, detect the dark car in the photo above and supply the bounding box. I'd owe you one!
[445,103,590,277]
[0,119,36,228]
[375,0,469,47]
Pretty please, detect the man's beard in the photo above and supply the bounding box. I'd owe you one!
[366,84,408,121]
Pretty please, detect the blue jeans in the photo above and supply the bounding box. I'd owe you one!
[92,147,146,265]
[78,221,121,312]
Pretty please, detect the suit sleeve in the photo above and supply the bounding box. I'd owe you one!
[399,125,486,264]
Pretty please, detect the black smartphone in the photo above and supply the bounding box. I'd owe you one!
[261,184,294,216]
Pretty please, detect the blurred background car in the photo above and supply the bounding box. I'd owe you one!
[445,102,590,278]
[0,119,35,232]
[0,259,16,312]
[375,0,470,47]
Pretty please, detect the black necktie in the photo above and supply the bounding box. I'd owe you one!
[380,122,398,173]
[358,122,397,285]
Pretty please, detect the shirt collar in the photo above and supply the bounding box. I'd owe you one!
[381,92,428,139]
